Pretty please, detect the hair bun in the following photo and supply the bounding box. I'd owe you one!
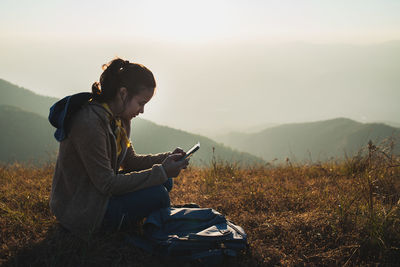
[91,57,155,103]
[103,58,125,73]
[91,81,104,101]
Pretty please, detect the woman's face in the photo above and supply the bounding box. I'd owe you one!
[119,87,154,121]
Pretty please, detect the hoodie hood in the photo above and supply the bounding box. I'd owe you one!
[48,92,93,142]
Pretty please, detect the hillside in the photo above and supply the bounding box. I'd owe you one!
[0,105,58,163]
[0,79,263,165]
[216,118,400,162]
[0,105,263,166]
[131,118,263,165]
[0,79,58,118]
[2,78,398,165]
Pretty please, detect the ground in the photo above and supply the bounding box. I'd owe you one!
[1,145,400,266]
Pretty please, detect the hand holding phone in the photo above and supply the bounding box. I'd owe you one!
[162,143,200,177]
[162,153,188,177]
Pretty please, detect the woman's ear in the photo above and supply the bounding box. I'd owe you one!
[119,87,128,100]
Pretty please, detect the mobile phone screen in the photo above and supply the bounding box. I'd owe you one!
[181,142,200,161]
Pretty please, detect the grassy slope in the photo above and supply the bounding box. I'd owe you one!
[1,142,399,266]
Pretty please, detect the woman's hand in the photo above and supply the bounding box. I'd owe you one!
[171,147,189,169]
[172,147,186,157]
[162,153,189,178]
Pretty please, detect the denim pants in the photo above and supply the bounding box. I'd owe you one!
[102,178,173,230]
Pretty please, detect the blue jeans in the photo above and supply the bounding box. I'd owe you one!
[102,178,173,230]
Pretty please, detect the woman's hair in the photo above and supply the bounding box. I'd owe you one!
[92,58,156,102]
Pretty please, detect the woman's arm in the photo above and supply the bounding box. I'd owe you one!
[120,145,171,172]
[120,118,171,172]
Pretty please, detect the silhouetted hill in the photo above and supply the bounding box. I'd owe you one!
[0,79,58,118]
[131,119,264,165]
[0,79,263,165]
[0,105,58,163]
[4,78,397,165]
[216,118,400,162]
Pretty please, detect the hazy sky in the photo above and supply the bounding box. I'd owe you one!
[2,0,400,43]
[0,0,400,43]
[1,0,400,135]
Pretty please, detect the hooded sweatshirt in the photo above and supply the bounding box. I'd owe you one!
[49,97,170,239]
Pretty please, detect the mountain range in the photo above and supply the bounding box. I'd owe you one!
[215,118,400,162]
[0,79,263,165]
[1,78,399,165]
[0,105,58,163]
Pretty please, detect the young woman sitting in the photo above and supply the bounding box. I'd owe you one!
[49,58,189,239]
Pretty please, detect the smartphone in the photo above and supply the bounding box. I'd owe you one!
[180,142,200,161]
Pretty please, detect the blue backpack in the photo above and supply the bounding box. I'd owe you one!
[126,204,248,264]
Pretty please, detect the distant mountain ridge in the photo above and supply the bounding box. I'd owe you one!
[2,78,398,165]
[216,118,400,162]
[131,118,262,166]
[0,105,58,163]
[0,79,263,165]
[0,79,58,118]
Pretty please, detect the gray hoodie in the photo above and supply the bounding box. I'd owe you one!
[49,100,170,239]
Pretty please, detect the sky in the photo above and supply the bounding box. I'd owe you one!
[1,0,400,135]
[2,0,400,43]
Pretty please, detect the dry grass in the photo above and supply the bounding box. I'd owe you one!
[1,142,400,266]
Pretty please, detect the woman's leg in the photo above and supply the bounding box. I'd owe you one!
[102,178,173,230]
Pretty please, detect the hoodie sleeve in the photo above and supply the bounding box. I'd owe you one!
[119,117,171,172]
[120,145,171,172]
[69,111,168,196]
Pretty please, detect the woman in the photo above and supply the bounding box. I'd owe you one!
[49,58,189,239]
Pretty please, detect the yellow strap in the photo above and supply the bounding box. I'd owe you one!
[101,103,131,156]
